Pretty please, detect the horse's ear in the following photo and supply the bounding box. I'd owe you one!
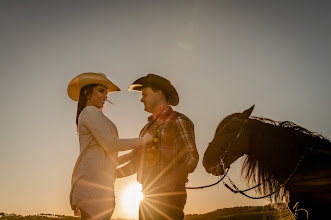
[240,105,255,119]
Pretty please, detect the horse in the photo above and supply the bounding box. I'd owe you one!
[203,105,331,219]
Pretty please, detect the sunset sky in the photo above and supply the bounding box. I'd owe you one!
[1,1,331,219]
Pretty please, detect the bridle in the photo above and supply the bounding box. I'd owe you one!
[207,119,307,201]
[185,122,246,190]
[208,122,246,172]
[201,119,264,194]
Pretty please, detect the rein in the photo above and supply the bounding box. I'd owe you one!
[185,169,229,189]
[223,178,261,194]
[223,153,306,199]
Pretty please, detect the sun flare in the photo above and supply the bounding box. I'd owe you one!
[122,183,143,216]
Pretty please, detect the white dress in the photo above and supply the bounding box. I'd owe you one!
[70,106,144,220]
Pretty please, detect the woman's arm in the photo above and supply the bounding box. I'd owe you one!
[80,107,152,152]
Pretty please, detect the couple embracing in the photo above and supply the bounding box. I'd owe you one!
[67,73,199,220]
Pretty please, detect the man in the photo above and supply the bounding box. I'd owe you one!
[117,74,199,220]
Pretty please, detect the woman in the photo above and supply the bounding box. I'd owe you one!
[67,72,157,220]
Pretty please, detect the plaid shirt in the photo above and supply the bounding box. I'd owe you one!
[133,106,199,185]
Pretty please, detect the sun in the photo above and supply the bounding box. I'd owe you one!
[122,183,143,216]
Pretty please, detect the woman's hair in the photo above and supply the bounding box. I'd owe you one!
[76,84,97,125]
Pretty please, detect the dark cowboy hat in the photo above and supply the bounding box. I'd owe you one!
[128,74,179,106]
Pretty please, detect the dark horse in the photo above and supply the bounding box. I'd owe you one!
[203,105,331,219]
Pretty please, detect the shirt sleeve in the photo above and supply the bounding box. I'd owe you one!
[79,107,145,152]
[175,115,199,173]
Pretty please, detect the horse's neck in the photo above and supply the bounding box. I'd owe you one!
[248,125,305,167]
[253,123,305,148]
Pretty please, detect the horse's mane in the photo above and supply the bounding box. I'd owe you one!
[241,116,331,202]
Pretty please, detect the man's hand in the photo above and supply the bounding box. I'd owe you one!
[116,160,137,178]
[118,152,133,166]
[116,150,138,178]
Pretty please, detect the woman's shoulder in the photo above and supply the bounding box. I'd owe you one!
[80,106,103,120]
[82,106,101,113]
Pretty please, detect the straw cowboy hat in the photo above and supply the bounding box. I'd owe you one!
[129,73,179,106]
[67,72,120,101]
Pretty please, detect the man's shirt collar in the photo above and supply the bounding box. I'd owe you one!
[148,106,173,122]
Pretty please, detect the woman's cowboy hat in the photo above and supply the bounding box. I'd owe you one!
[128,73,179,106]
[67,72,120,101]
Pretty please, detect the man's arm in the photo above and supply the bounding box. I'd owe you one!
[161,115,199,190]
[116,160,137,178]
[117,149,138,178]
[118,149,136,166]
[174,115,199,174]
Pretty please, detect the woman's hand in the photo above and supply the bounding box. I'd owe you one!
[146,121,163,137]
[142,121,163,145]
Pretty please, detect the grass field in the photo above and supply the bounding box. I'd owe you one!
[184,205,295,220]
[1,205,295,220]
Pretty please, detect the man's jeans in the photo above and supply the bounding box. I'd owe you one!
[139,182,187,220]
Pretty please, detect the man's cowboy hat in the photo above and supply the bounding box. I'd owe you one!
[128,73,179,106]
[67,72,120,101]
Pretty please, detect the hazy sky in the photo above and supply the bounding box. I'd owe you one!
[1,0,330,219]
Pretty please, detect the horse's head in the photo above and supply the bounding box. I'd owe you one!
[203,105,254,176]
